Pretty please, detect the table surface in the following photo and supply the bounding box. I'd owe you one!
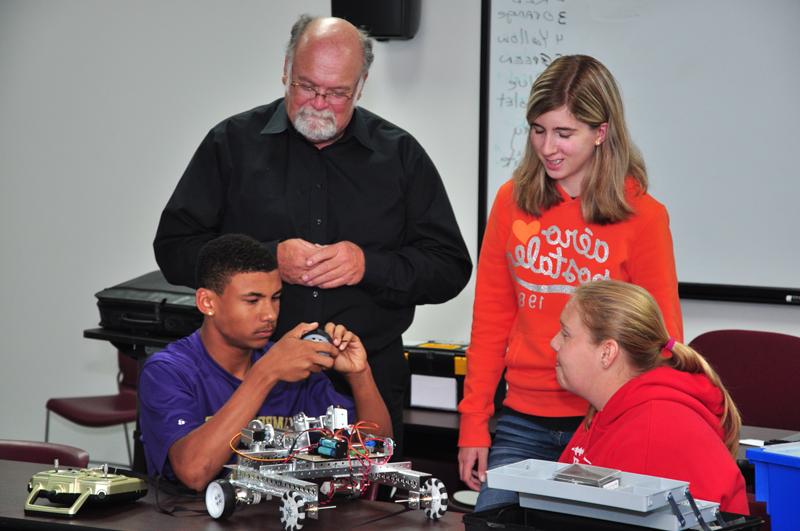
[84,327,174,350]
[738,425,798,459]
[7,423,793,531]
[1,460,465,531]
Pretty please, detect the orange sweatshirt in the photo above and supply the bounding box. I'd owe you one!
[458,179,683,448]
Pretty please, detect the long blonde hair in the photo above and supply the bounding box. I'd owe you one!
[572,280,741,456]
[513,55,647,224]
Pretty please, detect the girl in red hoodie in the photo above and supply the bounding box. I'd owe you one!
[553,280,748,513]
[458,55,682,511]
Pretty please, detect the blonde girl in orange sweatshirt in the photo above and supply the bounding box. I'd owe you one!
[458,55,683,511]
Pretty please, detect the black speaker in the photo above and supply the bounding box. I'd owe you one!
[331,0,421,41]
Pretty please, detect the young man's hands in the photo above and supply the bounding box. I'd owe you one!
[256,322,336,382]
[256,321,368,382]
[324,322,368,374]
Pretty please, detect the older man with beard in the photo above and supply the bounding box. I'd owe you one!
[153,14,472,456]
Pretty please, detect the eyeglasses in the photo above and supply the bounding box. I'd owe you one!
[289,81,355,105]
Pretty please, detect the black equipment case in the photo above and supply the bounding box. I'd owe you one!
[404,341,506,413]
[95,271,202,340]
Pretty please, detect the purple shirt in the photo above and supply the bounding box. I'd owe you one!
[138,331,355,479]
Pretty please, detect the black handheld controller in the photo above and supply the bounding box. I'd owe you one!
[301,328,333,356]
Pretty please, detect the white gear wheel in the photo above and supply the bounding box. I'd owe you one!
[279,490,307,531]
[422,477,449,520]
[205,479,236,519]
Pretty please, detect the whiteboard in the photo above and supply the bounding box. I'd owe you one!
[482,0,800,292]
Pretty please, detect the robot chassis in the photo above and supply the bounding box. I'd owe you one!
[204,406,449,530]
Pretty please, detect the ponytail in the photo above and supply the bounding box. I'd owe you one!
[666,342,742,457]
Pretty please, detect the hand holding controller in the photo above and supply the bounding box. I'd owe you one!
[301,328,333,357]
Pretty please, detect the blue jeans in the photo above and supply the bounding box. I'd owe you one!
[474,412,576,512]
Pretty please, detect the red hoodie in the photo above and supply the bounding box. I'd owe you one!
[558,366,748,514]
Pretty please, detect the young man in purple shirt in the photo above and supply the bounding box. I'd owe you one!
[139,234,391,491]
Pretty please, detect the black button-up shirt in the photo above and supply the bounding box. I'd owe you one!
[154,99,472,355]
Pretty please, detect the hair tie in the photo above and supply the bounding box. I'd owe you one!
[661,337,676,358]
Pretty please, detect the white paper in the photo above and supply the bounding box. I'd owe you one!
[409,374,457,411]
[739,438,765,447]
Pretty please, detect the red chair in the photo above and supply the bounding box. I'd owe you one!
[0,439,89,468]
[45,352,138,465]
[689,329,800,430]
[690,329,800,530]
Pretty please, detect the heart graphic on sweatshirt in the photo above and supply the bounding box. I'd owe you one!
[512,219,541,243]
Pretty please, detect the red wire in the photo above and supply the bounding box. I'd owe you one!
[230,422,394,501]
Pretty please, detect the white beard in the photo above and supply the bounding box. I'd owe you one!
[292,105,338,143]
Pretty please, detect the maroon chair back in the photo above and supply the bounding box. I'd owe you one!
[45,351,139,466]
[0,439,89,468]
[689,329,800,431]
